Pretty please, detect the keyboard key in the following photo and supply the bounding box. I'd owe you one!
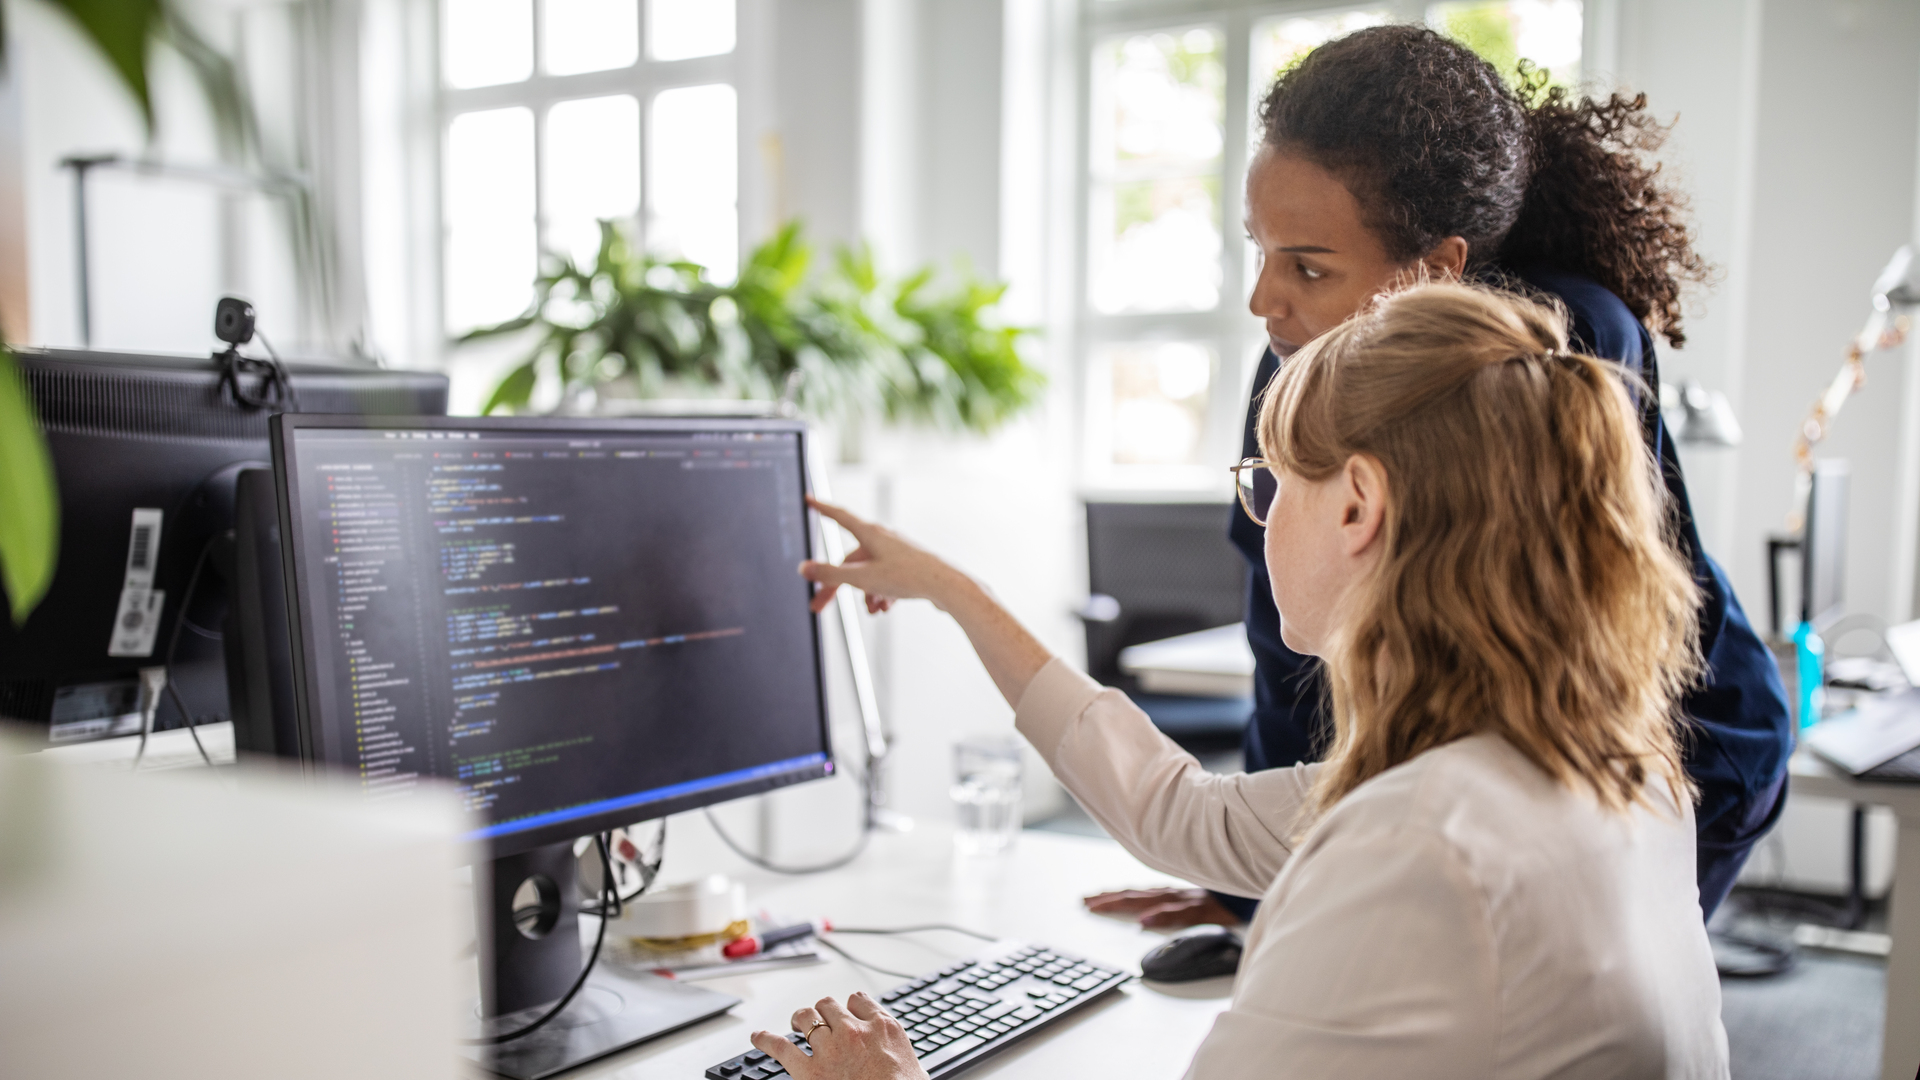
[913,1039,936,1054]
[920,1034,986,1071]
[745,1050,768,1064]
[1072,976,1104,991]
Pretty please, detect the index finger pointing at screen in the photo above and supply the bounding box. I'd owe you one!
[807,496,876,542]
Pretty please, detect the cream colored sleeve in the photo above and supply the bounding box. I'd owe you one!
[1013,657,1319,898]
[1181,826,1499,1080]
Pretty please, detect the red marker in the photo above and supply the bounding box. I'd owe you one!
[722,919,833,959]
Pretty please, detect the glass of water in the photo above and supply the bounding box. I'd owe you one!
[951,733,1023,854]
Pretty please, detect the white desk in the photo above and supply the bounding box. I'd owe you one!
[544,819,1230,1079]
[1789,749,1920,1080]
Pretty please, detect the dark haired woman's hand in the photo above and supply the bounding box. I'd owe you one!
[1086,887,1244,930]
[750,994,928,1080]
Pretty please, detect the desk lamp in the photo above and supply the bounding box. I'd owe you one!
[1784,246,1917,726]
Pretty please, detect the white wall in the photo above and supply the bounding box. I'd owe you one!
[834,0,1082,827]
[1615,0,1920,635]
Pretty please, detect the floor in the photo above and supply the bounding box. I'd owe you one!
[1027,741,1892,1080]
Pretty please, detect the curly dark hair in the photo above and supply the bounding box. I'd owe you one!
[1257,25,1710,346]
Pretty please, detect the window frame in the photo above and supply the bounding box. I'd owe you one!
[1071,0,1609,497]
[432,0,747,344]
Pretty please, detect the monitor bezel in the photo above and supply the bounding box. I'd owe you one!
[270,412,834,858]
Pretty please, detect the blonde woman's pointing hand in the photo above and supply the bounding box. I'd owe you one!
[799,497,973,615]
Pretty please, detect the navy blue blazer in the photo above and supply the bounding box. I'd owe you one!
[1226,268,1793,919]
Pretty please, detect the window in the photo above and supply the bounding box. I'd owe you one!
[1076,0,1587,491]
[438,0,739,336]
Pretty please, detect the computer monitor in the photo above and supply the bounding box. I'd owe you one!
[270,413,832,1072]
[0,348,447,744]
[1803,459,1849,629]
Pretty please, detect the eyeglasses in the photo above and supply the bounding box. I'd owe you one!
[1231,457,1276,527]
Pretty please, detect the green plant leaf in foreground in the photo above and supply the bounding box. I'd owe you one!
[41,0,168,129]
[0,349,59,625]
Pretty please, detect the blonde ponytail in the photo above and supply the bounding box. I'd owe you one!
[1259,282,1700,820]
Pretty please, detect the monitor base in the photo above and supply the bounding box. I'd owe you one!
[459,969,739,1080]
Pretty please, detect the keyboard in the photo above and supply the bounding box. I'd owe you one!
[702,942,1131,1078]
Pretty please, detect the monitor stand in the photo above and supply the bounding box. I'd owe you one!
[460,842,739,1080]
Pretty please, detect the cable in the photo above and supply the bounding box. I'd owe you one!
[809,924,1000,982]
[702,755,880,874]
[581,819,667,916]
[252,330,301,413]
[134,534,218,769]
[705,805,871,874]
[812,936,918,980]
[462,833,618,1046]
[827,924,997,942]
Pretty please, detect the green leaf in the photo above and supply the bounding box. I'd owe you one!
[160,11,261,162]
[44,0,166,130]
[482,360,539,415]
[0,349,59,625]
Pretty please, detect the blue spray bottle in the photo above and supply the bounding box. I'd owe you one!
[1792,619,1826,730]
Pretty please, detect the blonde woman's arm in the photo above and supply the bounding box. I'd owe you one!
[800,499,1313,897]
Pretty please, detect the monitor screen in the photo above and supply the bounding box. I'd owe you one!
[272,415,831,854]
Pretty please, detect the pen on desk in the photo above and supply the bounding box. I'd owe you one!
[723,919,833,959]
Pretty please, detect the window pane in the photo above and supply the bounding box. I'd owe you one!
[545,95,640,267]
[1089,177,1221,315]
[648,84,738,281]
[647,0,735,60]
[445,108,537,332]
[1088,26,1223,315]
[543,0,639,75]
[1091,27,1224,178]
[443,0,533,88]
[1251,10,1395,99]
[1428,0,1582,88]
[1093,342,1215,467]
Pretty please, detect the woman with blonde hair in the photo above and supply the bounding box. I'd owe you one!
[749,282,1728,1079]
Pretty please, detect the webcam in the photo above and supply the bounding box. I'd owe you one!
[214,296,256,347]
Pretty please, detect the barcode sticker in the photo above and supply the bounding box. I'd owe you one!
[123,508,162,589]
[107,509,164,657]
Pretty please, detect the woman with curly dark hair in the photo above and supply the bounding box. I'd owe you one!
[1087,23,1791,940]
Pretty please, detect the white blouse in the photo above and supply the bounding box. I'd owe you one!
[1014,658,1729,1080]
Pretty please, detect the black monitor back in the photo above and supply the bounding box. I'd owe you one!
[1083,501,1247,688]
[0,348,447,743]
[1803,459,1849,629]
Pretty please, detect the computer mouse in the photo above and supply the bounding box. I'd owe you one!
[1139,927,1243,983]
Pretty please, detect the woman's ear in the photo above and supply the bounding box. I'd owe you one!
[1423,236,1469,279]
[1340,454,1388,558]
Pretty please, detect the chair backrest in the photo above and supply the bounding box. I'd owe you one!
[1083,502,1247,687]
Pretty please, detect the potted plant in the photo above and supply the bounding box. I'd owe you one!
[464,221,1045,439]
